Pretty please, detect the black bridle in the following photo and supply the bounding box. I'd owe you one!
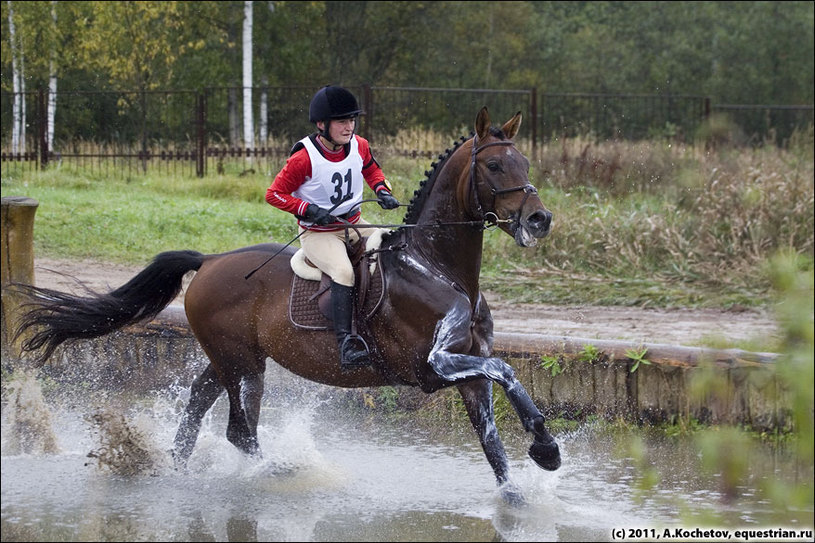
[469,135,538,229]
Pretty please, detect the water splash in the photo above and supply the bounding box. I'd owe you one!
[2,369,59,455]
[85,407,170,475]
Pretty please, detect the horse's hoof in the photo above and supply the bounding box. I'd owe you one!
[528,434,561,471]
[500,482,526,507]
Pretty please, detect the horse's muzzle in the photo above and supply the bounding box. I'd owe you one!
[527,209,552,236]
[513,209,552,247]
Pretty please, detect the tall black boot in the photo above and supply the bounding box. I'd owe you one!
[331,281,371,369]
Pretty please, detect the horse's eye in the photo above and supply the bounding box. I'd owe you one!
[487,161,501,172]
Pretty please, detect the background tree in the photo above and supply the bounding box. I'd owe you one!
[75,2,185,91]
[707,1,814,104]
[6,0,24,153]
[321,1,437,85]
[2,0,813,146]
[243,0,254,150]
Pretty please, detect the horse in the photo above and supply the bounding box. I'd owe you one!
[12,107,560,504]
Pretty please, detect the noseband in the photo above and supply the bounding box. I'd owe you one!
[469,135,538,228]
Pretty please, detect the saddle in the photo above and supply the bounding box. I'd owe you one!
[288,233,386,332]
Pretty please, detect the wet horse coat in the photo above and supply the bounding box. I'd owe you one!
[15,107,560,503]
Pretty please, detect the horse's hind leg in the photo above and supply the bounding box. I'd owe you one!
[173,363,224,468]
[240,371,264,433]
[224,371,264,457]
[457,379,524,505]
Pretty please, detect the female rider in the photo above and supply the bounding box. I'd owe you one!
[265,85,400,370]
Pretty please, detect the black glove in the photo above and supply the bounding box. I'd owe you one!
[377,191,400,210]
[303,204,336,226]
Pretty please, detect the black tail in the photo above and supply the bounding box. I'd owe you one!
[12,250,205,364]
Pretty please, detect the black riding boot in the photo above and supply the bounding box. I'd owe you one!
[331,281,371,369]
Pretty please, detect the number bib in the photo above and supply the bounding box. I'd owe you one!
[293,136,364,219]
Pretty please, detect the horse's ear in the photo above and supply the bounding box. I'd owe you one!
[502,111,522,139]
[475,107,491,139]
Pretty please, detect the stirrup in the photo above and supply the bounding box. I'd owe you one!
[339,334,372,369]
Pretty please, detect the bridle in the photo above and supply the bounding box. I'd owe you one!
[469,135,538,229]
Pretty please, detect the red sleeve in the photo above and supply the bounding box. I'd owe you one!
[356,136,390,193]
[265,148,312,216]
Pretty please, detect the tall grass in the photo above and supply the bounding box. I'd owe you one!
[483,133,814,307]
[2,135,812,309]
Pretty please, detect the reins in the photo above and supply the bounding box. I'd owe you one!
[245,134,532,280]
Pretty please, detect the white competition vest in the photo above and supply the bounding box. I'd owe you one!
[293,135,364,221]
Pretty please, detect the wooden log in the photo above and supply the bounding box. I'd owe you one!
[492,331,778,368]
[1,196,39,359]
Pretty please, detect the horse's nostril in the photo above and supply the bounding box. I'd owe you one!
[543,211,552,230]
[528,210,552,231]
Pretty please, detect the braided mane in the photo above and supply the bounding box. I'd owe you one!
[402,126,507,225]
[402,134,471,225]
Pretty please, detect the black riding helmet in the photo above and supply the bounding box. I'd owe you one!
[309,85,363,123]
[309,86,363,146]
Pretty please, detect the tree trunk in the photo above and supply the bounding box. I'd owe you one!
[259,76,268,145]
[47,0,58,150]
[229,88,239,146]
[8,1,23,154]
[242,0,254,168]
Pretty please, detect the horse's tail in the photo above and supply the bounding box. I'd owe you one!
[12,250,205,365]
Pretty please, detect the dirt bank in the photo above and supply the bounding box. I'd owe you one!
[33,257,780,347]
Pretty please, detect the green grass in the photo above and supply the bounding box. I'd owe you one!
[2,136,812,312]
[2,170,284,262]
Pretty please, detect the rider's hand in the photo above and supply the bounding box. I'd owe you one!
[377,191,400,210]
[303,204,336,226]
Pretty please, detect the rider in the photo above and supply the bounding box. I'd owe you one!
[265,85,400,370]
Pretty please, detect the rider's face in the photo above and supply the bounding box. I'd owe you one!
[319,117,355,145]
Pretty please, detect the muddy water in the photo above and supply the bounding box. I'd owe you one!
[1,368,812,542]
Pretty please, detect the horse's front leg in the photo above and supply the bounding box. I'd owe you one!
[457,379,525,505]
[424,314,561,473]
[504,378,561,471]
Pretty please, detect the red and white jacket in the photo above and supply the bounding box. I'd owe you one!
[266,133,390,231]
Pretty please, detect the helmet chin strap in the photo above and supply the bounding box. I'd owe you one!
[320,126,341,150]
[319,119,356,151]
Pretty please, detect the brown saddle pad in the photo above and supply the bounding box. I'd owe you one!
[288,256,385,331]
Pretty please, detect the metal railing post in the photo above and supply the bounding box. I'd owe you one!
[38,88,48,170]
[530,87,538,154]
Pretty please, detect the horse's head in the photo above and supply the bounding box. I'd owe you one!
[464,107,552,247]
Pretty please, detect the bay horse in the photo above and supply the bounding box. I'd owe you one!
[13,107,560,503]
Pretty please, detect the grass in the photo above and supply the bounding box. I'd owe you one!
[2,134,812,312]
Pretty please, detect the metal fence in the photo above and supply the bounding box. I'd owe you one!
[2,86,812,178]
[711,104,815,146]
[540,93,710,141]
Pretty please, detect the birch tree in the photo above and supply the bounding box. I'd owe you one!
[47,0,57,149]
[242,0,254,151]
[7,1,24,154]
[258,2,274,145]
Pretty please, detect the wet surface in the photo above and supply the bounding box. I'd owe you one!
[2,368,811,542]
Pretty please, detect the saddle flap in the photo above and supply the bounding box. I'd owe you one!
[289,247,385,331]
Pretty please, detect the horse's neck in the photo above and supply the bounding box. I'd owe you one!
[409,156,484,300]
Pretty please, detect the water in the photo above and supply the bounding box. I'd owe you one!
[2,368,812,542]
